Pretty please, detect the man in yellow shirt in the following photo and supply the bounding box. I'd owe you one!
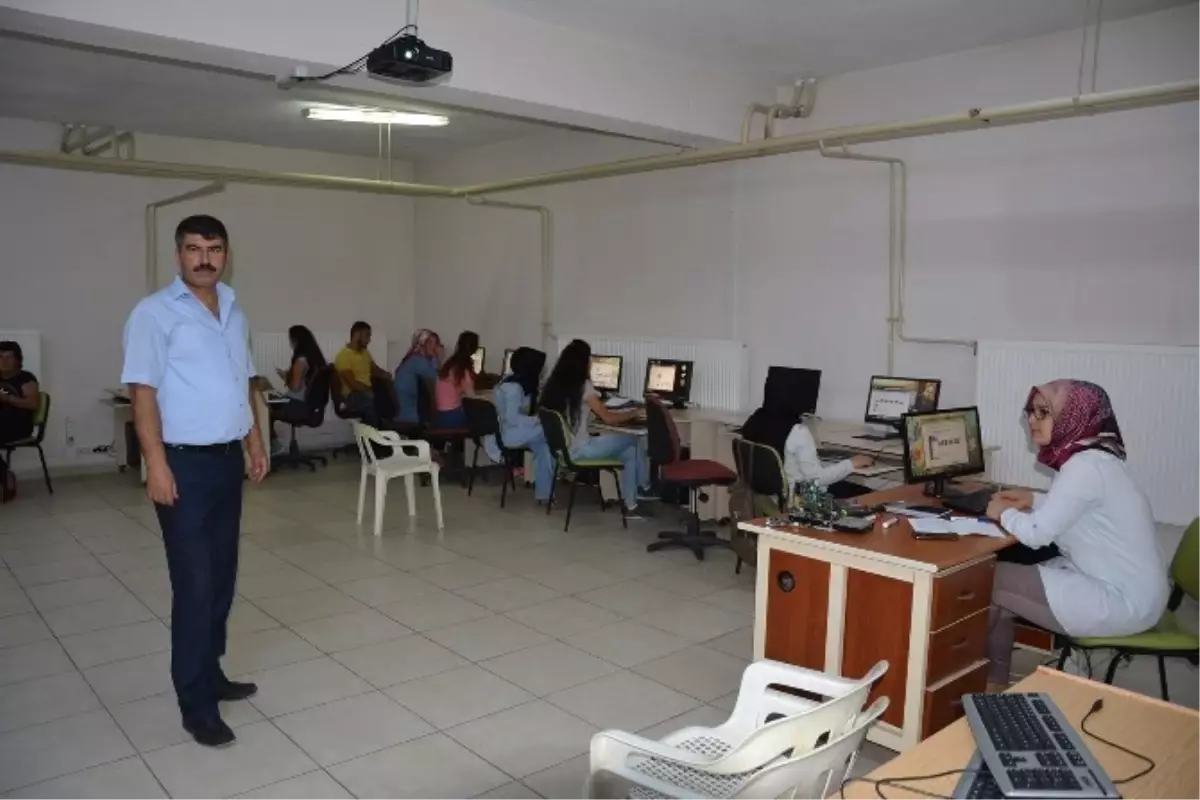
[334,321,393,423]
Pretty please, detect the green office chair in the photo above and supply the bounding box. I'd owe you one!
[729,438,791,575]
[2,392,52,503]
[1055,518,1199,702]
[537,408,627,532]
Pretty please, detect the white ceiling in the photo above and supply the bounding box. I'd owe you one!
[481,0,1192,80]
[0,34,558,159]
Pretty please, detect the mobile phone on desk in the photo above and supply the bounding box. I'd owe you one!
[912,531,960,541]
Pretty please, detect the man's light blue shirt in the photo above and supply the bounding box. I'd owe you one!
[121,277,256,445]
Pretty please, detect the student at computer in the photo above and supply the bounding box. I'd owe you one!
[540,339,653,514]
[334,321,393,424]
[277,325,327,402]
[491,347,553,503]
[432,330,479,428]
[393,328,442,425]
[741,370,874,499]
[984,380,1168,691]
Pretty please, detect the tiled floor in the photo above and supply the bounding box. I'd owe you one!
[4,463,1192,798]
[2,460,881,798]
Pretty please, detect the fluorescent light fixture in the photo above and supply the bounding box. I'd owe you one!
[302,105,448,126]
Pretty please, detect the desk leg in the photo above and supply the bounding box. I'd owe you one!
[824,565,848,676]
[753,536,770,661]
[901,574,934,750]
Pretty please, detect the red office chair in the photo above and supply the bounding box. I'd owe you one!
[644,396,737,560]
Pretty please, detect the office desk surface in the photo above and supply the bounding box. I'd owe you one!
[845,667,1200,799]
[741,484,1014,573]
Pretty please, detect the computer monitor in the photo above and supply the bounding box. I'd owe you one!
[864,376,942,428]
[766,366,821,416]
[644,358,693,408]
[502,348,515,374]
[471,347,486,374]
[901,406,986,492]
[589,354,623,393]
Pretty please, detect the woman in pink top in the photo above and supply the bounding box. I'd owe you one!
[433,330,478,429]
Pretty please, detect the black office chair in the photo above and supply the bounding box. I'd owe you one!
[329,371,364,460]
[538,408,627,532]
[462,397,525,507]
[729,438,789,574]
[269,367,332,472]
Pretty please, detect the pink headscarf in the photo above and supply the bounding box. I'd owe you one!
[1028,380,1126,471]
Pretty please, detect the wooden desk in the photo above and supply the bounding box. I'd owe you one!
[744,484,1015,750]
[845,667,1200,798]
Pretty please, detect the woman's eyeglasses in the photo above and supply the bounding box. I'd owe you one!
[1025,406,1052,422]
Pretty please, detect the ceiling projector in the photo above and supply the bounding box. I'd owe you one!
[367,35,452,83]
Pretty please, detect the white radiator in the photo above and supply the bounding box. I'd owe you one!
[555,334,748,412]
[977,340,1198,525]
[0,330,41,381]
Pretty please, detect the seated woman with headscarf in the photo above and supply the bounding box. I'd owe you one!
[393,329,441,425]
[489,347,554,503]
[740,370,874,499]
[984,380,1168,691]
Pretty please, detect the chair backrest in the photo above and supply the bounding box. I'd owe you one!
[462,397,500,442]
[32,392,50,443]
[352,420,430,467]
[732,437,787,505]
[732,697,889,799]
[416,378,436,424]
[1170,518,1199,602]
[328,368,351,418]
[644,396,681,465]
[538,408,574,470]
[299,366,332,427]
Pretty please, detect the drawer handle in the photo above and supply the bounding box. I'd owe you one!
[956,590,976,602]
[777,571,796,593]
[951,637,970,650]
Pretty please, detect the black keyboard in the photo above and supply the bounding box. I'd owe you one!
[962,693,1117,798]
[954,752,1003,799]
[941,488,992,516]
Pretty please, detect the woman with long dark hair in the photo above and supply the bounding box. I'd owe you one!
[983,380,1167,690]
[0,341,40,499]
[491,347,553,501]
[539,339,653,515]
[433,330,479,428]
[277,325,327,401]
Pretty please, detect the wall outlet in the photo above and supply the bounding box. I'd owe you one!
[64,416,75,447]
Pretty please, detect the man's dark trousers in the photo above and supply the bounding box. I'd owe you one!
[154,443,243,723]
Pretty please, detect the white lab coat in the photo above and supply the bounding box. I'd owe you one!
[784,424,853,489]
[1000,449,1169,638]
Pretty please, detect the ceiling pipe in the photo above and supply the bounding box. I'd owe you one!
[464,195,554,352]
[457,79,1198,195]
[145,181,227,293]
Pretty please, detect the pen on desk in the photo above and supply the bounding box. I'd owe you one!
[881,516,898,530]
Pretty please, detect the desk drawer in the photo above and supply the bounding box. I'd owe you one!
[926,609,989,686]
[930,559,994,631]
[922,660,988,739]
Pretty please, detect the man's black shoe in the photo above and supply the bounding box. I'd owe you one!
[183,717,236,748]
[218,680,258,702]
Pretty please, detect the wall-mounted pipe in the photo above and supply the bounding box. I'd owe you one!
[464,195,554,352]
[819,141,975,374]
[458,79,1197,195]
[145,181,227,293]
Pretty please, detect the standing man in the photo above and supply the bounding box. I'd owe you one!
[122,214,268,748]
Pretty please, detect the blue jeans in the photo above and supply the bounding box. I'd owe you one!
[154,444,243,724]
[433,407,467,429]
[570,433,649,508]
[494,426,555,501]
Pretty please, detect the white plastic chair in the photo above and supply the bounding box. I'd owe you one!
[586,659,888,799]
[353,422,444,535]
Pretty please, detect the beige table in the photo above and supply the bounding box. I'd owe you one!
[846,666,1200,798]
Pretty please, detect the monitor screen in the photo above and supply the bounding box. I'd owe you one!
[589,355,623,392]
[471,347,486,374]
[766,366,821,416]
[502,348,514,374]
[865,376,942,425]
[644,358,693,402]
[901,406,985,484]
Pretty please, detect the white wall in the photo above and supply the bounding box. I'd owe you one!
[414,5,1198,419]
[0,118,415,469]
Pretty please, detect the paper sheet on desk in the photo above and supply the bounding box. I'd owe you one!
[909,518,1006,538]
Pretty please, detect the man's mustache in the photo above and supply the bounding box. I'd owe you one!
[194,265,217,272]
